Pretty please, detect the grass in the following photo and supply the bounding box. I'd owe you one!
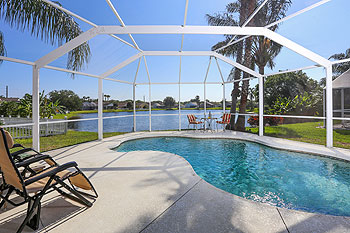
[248,121,350,149]
[13,131,126,152]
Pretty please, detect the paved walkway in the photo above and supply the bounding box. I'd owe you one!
[1,131,350,233]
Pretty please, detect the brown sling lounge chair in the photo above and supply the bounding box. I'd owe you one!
[0,128,98,233]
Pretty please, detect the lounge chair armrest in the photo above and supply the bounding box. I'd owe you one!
[12,143,25,148]
[11,148,39,157]
[16,154,53,168]
[24,161,78,186]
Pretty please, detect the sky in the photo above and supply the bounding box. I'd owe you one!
[0,0,349,102]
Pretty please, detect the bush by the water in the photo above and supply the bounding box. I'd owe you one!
[248,116,284,127]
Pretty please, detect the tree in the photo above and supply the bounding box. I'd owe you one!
[163,96,176,109]
[0,101,19,116]
[126,102,133,110]
[190,95,200,106]
[329,48,350,76]
[262,71,320,107]
[48,90,82,111]
[104,94,111,101]
[0,0,90,72]
[207,0,291,130]
[18,92,64,118]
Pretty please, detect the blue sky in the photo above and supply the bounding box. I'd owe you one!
[0,0,349,102]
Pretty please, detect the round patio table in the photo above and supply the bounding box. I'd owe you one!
[201,117,217,131]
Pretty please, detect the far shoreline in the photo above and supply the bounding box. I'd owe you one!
[53,107,239,119]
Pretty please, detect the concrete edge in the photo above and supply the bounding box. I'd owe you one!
[104,130,350,219]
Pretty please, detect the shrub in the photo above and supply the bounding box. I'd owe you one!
[247,116,283,127]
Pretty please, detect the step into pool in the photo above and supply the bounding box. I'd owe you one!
[115,137,350,216]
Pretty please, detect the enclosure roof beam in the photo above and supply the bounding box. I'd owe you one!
[180,0,190,51]
[105,0,141,51]
[265,65,321,77]
[142,51,216,56]
[100,52,143,78]
[332,58,350,65]
[268,0,331,29]
[219,0,331,51]
[0,55,35,66]
[42,0,137,50]
[265,57,350,77]
[143,56,152,84]
[204,56,212,83]
[214,57,225,83]
[98,25,266,36]
[214,53,262,78]
[263,29,330,67]
[36,25,330,73]
[216,0,269,52]
[35,27,99,68]
[0,55,105,79]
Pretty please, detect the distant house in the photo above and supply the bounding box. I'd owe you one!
[137,103,148,109]
[0,97,20,103]
[199,101,214,108]
[184,102,198,108]
[82,102,97,110]
[118,102,129,109]
[104,102,116,110]
[152,103,165,109]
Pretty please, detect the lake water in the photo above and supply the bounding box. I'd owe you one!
[70,110,253,132]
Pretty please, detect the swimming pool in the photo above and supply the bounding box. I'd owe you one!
[115,137,350,216]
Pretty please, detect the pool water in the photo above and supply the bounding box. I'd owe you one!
[116,137,350,216]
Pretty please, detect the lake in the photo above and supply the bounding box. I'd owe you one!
[70,110,253,132]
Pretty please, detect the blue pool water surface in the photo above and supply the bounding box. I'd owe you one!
[116,137,350,216]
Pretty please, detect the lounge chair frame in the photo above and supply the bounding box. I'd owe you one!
[0,128,98,233]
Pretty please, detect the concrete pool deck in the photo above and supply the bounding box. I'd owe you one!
[1,130,350,233]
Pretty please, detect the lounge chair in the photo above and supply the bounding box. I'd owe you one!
[0,128,98,233]
[187,114,203,130]
[1,129,56,178]
[216,113,231,131]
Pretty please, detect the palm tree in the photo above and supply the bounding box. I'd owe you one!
[251,37,282,75]
[207,0,248,130]
[329,48,350,76]
[0,0,90,72]
[207,0,291,131]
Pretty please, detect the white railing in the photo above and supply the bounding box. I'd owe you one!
[2,111,349,140]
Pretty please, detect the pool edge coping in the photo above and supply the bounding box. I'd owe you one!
[108,130,350,219]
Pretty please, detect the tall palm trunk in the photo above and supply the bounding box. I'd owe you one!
[235,0,256,131]
[229,0,247,130]
[229,40,243,130]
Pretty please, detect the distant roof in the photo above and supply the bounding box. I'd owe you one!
[0,97,20,102]
[333,69,350,89]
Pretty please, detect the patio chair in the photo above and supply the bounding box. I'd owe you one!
[0,128,98,233]
[216,113,231,131]
[187,114,203,130]
[2,129,57,177]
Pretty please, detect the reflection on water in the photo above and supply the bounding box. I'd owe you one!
[70,110,252,132]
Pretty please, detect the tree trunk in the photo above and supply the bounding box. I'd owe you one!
[258,65,264,76]
[228,40,243,130]
[235,36,254,131]
[235,0,256,132]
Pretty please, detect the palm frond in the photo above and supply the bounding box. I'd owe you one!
[329,48,350,76]
[0,0,90,75]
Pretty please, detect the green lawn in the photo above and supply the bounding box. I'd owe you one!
[11,121,350,152]
[13,131,126,152]
[248,121,350,149]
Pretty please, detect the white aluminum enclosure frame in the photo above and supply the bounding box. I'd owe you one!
[0,0,340,151]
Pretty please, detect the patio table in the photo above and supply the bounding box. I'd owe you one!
[201,117,217,131]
